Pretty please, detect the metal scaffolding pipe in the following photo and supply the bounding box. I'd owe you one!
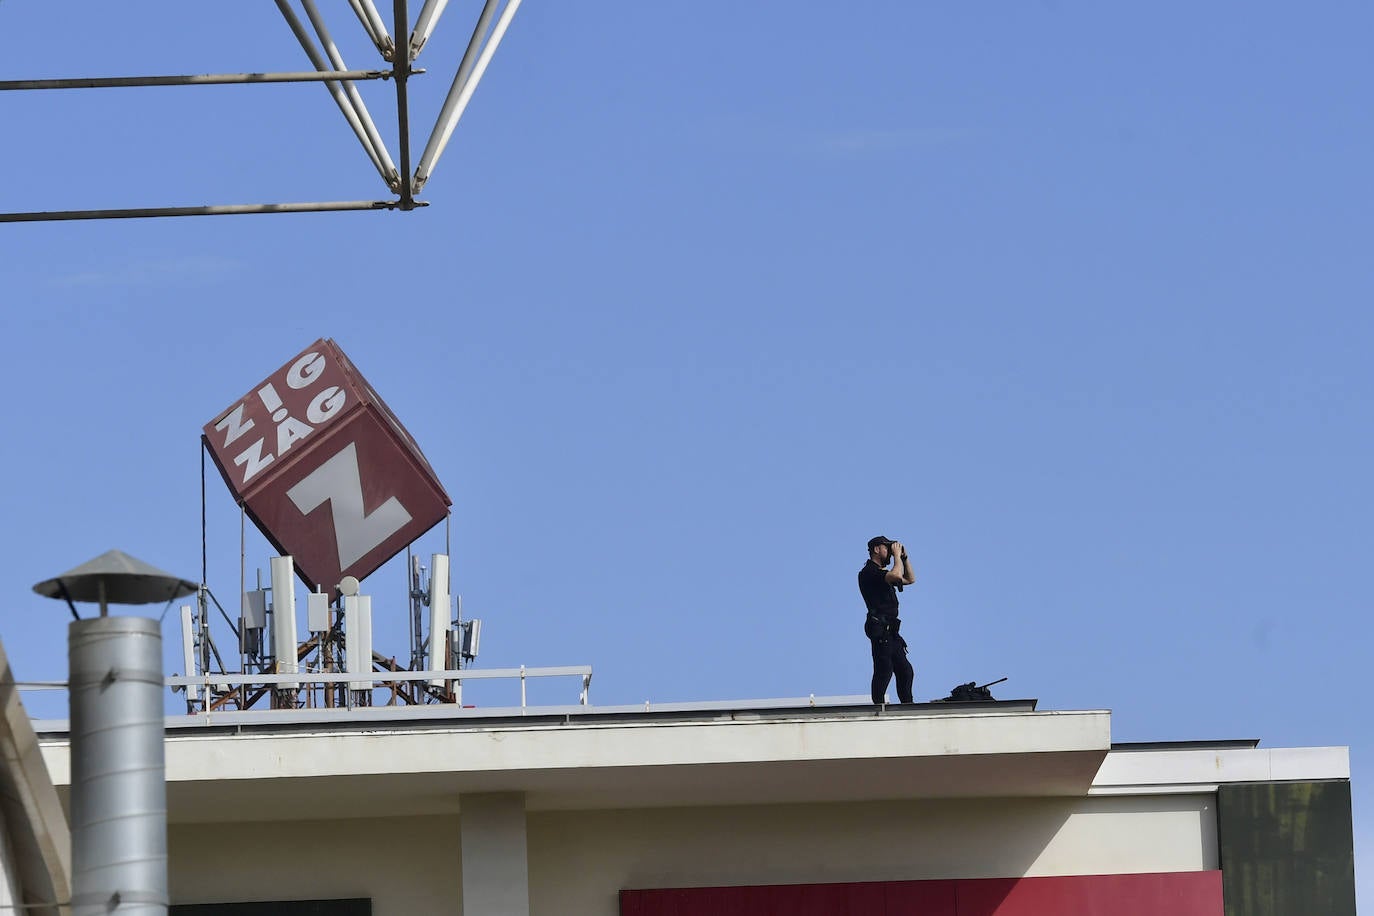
[449,0,501,103]
[413,0,519,192]
[349,0,383,47]
[275,0,392,186]
[69,616,166,915]
[393,0,416,206]
[409,0,450,59]
[352,0,396,59]
[0,200,413,223]
[0,70,391,91]
[302,0,399,188]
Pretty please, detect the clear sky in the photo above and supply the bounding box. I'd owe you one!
[2,0,1370,904]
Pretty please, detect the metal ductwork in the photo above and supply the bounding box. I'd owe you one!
[69,617,167,915]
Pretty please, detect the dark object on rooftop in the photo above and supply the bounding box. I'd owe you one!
[939,677,1008,702]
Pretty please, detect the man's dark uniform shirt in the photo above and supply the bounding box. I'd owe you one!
[858,559,899,622]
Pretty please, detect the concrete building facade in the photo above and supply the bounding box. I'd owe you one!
[28,698,1357,916]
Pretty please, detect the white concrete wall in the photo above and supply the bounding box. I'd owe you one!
[460,794,529,916]
[527,795,1218,916]
[168,816,460,916]
[165,795,1216,916]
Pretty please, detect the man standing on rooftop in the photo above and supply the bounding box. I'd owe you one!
[858,535,916,704]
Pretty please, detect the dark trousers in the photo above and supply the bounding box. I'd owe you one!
[871,635,914,704]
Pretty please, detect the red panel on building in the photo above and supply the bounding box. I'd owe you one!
[621,871,1222,916]
[622,881,948,916]
[202,338,450,593]
[955,871,1223,915]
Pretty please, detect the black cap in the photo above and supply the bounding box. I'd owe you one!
[867,535,894,550]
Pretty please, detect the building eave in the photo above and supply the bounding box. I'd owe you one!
[38,700,1112,823]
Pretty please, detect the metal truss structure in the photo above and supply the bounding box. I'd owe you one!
[0,0,522,222]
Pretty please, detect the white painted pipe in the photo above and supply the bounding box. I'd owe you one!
[302,0,399,185]
[355,0,396,57]
[413,0,521,191]
[410,0,451,59]
[275,0,393,186]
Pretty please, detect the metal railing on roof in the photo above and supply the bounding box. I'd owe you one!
[165,665,593,708]
[16,664,593,729]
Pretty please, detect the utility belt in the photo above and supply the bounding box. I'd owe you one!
[864,613,900,641]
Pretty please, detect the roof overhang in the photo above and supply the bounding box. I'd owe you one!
[1091,743,1351,796]
[38,701,1112,823]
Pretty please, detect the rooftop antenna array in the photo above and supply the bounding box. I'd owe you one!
[0,0,523,222]
[183,549,478,712]
[179,337,484,714]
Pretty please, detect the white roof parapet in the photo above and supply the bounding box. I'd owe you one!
[36,702,1112,822]
[28,695,1039,735]
[1090,745,1351,796]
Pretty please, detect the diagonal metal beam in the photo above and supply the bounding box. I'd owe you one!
[302,0,399,189]
[413,0,521,192]
[409,0,450,60]
[275,0,395,190]
[0,70,392,91]
[350,0,396,59]
[0,200,425,223]
[350,0,382,46]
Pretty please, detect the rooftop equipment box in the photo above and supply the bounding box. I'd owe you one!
[203,338,450,594]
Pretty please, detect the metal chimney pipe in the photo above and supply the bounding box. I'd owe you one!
[68,616,167,915]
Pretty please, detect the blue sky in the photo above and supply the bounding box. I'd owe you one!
[2,0,1370,903]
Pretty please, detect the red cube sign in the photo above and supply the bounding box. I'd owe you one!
[202,339,451,593]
